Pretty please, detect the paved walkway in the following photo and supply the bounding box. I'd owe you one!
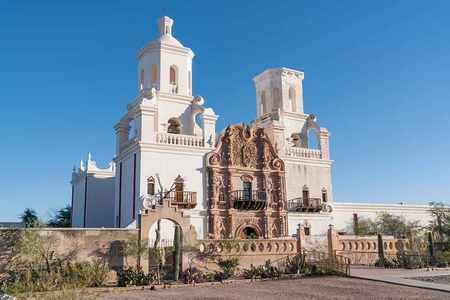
[350,266,450,292]
[86,277,449,299]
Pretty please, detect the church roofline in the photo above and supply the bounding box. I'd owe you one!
[253,67,304,82]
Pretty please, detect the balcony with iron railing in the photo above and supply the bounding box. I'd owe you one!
[166,191,197,209]
[228,190,267,210]
[287,197,323,213]
[141,191,197,211]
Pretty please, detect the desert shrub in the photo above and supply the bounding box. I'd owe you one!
[216,258,239,279]
[284,254,307,274]
[181,267,215,284]
[375,258,396,268]
[0,260,110,295]
[241,263,281,279]
[393,253,427,269]
[116,267,157,287]
[436,251,450,267]
[68,260,110,287]
[242,264,265,279]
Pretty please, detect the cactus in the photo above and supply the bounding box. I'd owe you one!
[174,224,182,281]
[377,233,385,267]
[428,231,435,265]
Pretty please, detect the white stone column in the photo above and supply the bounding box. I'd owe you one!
[136,103,157,143]
[114,122,128,155]
[202,108,218,147]
[319,128,330,160]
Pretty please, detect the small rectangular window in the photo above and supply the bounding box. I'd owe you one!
[147,182,155,195]
[304,227,310,236]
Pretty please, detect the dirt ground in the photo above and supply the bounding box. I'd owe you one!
[414,275,450,285]
[75,276,450,300]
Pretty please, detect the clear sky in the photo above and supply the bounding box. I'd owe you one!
[1,1,449,222]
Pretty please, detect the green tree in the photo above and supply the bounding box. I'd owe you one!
[352,217,377,235]
[429,201,450,241]
[20,208,40,228]
[349,213,420,237]
[375,212,419,237]
[48,205,72,227]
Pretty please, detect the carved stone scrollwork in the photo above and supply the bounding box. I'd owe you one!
[209,153,220,165]
[206,123,288,239]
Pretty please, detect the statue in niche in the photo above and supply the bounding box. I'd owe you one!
[271,222,279,237]
[216,218,227,239]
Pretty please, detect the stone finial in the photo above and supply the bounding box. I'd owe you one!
[158,16,174,37]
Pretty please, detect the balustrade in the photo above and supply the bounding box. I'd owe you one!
[155,132,205,147]
[285,146,322,159]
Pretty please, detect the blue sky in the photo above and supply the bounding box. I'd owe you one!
[1,1,449,221]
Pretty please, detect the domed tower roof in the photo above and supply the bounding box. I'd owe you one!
[149,16,184,47]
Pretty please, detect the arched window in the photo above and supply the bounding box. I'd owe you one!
[321,188,328,203]
[174,175,184,203]
[302,186,309,207]
[147,177,155,195]
[167,117,181,134]
[169,65,177,85]
[151,64,157,83]
[260,91,267,114]
[289,87,296,112]
[273,87,281,111]
[243,181,252,201]
[139,69,145,90]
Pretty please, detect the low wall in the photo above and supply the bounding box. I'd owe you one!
[193,238,298,269]
[0,228,139,273]
[334,234,409,265]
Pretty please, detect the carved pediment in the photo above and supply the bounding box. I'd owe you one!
[207,124,284,171]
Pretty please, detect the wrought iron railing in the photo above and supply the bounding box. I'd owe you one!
[287,197,323,212]
[166,191,197,209]
[229,190,267,210]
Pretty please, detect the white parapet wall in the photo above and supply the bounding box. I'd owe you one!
[332,202,433,232]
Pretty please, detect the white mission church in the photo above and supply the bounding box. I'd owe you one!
[71,16,432,241]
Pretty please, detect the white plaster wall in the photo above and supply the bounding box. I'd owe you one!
[71,177,86,227]
[282,116,306,141]
[138,147,209,238]
[331,202,433,232]
[115,153,136,228]
[148,218,176,245]
[85,175,115,228]
[156,95,194,135]
[288,213,333,236]
[285,160,333,202]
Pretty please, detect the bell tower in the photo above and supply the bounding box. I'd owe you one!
[137,16,194,97]
[253,68,305,117]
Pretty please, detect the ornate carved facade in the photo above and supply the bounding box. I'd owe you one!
[206,124,288,239]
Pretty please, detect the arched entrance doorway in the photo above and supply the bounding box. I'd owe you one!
[242,227,258,239]
[236,225,261,239]
[138,200,198,280]
[148,218,183,281]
